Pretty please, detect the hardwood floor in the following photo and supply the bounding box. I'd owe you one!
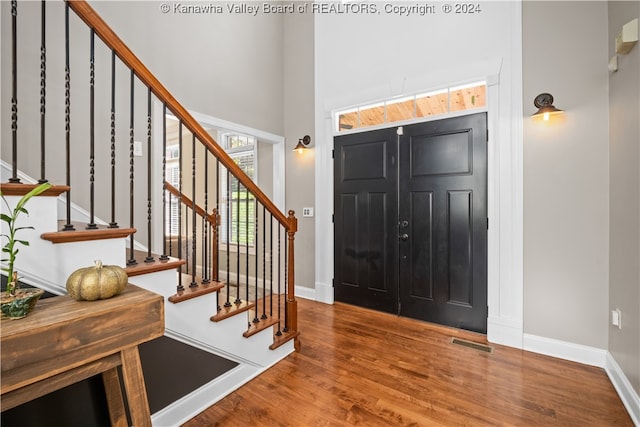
[183,299,632,426]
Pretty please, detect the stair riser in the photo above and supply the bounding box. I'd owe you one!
[2,196,124,288]
[167,293,293,367]
[129,270,294,366]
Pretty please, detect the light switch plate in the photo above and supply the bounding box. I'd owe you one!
[133,141,143,157]
[302,207,314,217]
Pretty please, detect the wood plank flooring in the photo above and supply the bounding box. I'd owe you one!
[183,299,633,426]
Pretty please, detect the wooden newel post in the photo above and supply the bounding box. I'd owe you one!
[286,210,298,334]
[210,208,220,282]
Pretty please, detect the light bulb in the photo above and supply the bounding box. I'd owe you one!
[543,112,550,121]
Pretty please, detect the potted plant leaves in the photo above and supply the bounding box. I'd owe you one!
[1,182,51,319]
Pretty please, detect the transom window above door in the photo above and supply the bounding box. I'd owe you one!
[335,81,486,132]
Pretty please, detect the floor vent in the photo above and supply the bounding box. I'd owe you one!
[451,338,493,354]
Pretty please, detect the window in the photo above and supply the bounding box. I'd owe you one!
[220,134,257,247]
[165,145,180,236]
[336,81,486,132]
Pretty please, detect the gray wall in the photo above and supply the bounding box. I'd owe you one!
[283,8,315,290]
[1,1,284,248]
[91,1,285,137]
[608,1,640,394]
[522,1,610,349]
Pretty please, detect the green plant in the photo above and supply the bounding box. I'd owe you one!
[1,182,52,295]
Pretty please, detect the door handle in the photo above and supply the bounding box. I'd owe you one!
[399,233,409,242]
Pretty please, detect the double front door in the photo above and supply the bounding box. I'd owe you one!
[333,113,488,333]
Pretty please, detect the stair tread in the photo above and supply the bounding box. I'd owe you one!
[269,329,300,351]
[125,249,185,277]
[42,221,136,244]
[210,300,255,322]
[168,278,225,303]
[243,316,280,338]
[0,182,69,197]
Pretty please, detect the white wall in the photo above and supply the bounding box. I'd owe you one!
[313,1,524,343]
[522,1,610,349]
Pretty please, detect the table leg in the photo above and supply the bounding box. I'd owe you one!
[120,346,152,427]
[102,368,128,427]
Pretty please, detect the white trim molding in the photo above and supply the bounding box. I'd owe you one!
[295,282,334,304]
[605,353,640,426]
[523,334,608,368]
[295,285,317,301]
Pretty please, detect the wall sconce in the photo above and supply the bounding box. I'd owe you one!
[293,135,311,154]
[532,93,563,121]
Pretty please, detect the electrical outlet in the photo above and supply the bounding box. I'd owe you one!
[133,141,143,157]
[612,309,622,329]
[302,207,314,217]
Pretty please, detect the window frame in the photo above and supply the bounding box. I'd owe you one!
[218,132,258,254]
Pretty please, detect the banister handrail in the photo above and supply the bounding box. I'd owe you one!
[164,181,214,224]
[66,0,290,229]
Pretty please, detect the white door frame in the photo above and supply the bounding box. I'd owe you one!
[313,4,524,350]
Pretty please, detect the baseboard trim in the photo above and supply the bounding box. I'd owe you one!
[152,329,294,425]
[314,281,334,304]
[151,363,262,426]
[293,283,333,304]
[523,334,607,367]
[487,316,523,349]
[295,285,316,301]
[605,352,640,426]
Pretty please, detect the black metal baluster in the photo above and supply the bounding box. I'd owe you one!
[126,70,136,265]
[261,206,267,319]
[252,199,259,324]
[234,180,241,305]
[190,134,197,287]
[202,146,209,283]
[9,0,19,183]
[63,3,74,230]
[160,104,169,260]
[87,29,97,230]
[245,188,249,306]
[225,168,231,307]
[39,0,47,183]
[168,193,173,257]
[216,159,221,311]
[185,190,189,275]
[201,216,206,282]
[275,225,282,336]
[109,51,118,228]
[177,122,183,291]
[143,89,154,262]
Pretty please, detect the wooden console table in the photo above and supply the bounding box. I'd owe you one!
[1,284,164,426]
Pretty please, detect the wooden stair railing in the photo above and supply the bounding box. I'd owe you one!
[67,1,298,342]
[65,1,288,227]
[165,181,293,345]
[2,0,299,350]
[164,181,224,303]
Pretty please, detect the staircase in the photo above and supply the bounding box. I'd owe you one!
[1,1,299,425]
